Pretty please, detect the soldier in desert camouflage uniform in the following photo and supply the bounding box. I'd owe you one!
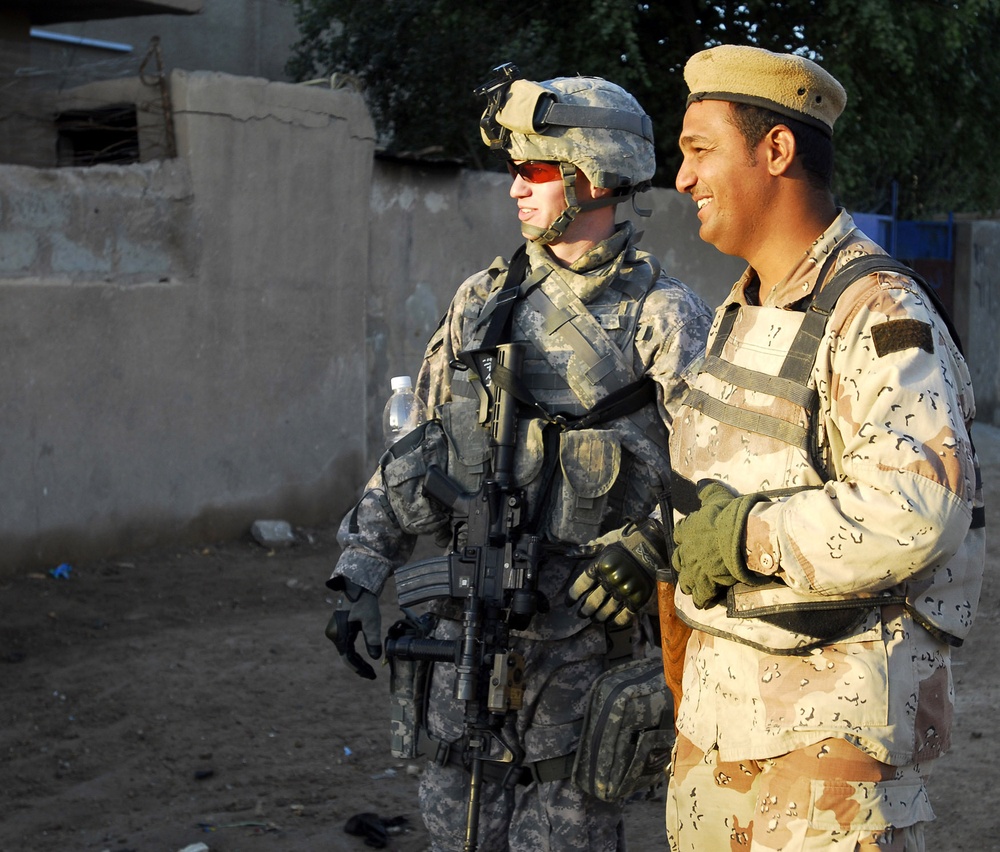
[325,68,711,851]
[660,45,984,851]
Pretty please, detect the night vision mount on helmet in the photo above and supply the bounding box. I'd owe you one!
[476,63,656,244]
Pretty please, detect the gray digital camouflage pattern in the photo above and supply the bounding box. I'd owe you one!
[496,77,655,190]
[332,221,711,851]
[666,210,984,849]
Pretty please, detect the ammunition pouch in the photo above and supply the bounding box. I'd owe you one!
[677,579,905,654]
[727,580,903,641]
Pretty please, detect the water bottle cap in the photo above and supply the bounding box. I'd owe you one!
[390,375,413,391]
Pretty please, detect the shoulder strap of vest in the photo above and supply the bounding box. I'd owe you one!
[777,253,967,481]
[478,244,530,351]
[780,254,964,386]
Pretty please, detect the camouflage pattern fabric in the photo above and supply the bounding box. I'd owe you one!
[666,210,984,846]
[666,734,932,851]
[418,599,623,852]
[498,77,656,190]
[331,220,712,849]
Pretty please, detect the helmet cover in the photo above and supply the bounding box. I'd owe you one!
[482,76,655,191]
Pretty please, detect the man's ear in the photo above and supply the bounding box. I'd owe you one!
[764,125,796,176]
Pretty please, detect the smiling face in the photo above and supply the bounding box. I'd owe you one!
[675,99,774,261]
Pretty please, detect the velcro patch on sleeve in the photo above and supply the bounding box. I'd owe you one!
[871,318,934,357]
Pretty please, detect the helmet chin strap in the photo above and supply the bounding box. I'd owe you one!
[523,162,624,245]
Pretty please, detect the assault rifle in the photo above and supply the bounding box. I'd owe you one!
[386,342,544,852]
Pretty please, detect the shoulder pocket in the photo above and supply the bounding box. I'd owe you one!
[382,420,450,535]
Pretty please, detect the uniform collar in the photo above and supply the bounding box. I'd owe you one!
[730,209,858,308]
[525,221,636,304]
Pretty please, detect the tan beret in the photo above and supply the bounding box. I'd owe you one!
[684,45,847,135]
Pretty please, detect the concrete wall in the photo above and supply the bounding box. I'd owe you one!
[0,69,993,576]
[955,221,1000,425]
[0,70,375,572]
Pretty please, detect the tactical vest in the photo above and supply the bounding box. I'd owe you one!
[670,254,985,653]
[439,242,673,546]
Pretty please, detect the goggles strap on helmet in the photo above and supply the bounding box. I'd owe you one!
[535,100,655,144]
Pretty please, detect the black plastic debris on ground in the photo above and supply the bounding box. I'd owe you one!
[344,812,409,848]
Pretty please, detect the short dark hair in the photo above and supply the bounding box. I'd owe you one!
[729,102,835,191]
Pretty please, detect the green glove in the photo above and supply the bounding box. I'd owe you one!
[672,481,766,609]
[567,517,669,627]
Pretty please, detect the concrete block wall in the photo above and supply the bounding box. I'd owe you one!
[0,71,376,573]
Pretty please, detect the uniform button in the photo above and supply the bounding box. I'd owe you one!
[759,552,774,571]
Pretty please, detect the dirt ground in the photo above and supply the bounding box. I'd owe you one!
[2,425,999,852]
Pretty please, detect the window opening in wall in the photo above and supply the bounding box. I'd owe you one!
[55,104,139,167]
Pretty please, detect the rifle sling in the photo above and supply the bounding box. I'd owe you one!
[477,244,530,351]
[490,360,657,431]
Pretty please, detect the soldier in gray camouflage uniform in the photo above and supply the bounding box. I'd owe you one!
[649,45,982,851]
[325,68,711,851]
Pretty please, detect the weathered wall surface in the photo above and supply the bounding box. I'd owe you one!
[0,70,993,576]
[0,71,375,572]
[955,221,1000,426]
[46,0,297,83]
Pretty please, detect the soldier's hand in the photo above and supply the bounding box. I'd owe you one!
[567,518,668,627]
[672,481,766,609]
[325,579,382,680]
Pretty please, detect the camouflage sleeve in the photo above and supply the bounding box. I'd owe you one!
[746,272,978,595]
[634,273,713,427]
[330,468,416,594]
[330,265,500,594]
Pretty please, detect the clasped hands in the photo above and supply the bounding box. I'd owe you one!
[672,481,767,608]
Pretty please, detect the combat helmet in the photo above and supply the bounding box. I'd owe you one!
[476,63,655,244]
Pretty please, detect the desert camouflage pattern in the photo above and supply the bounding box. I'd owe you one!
[667,210,984,774]
[331,221,711,848]
[667,733,933,851]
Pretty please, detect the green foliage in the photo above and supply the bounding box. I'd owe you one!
[287,0,1000,218]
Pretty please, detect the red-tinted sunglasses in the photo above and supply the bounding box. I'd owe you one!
[505,160,564,184]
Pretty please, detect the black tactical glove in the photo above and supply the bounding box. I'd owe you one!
[325,578,382,680]
[672,481,766,609]
[567,518,669,627]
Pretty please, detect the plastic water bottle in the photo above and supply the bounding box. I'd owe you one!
[382,375,425,448]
